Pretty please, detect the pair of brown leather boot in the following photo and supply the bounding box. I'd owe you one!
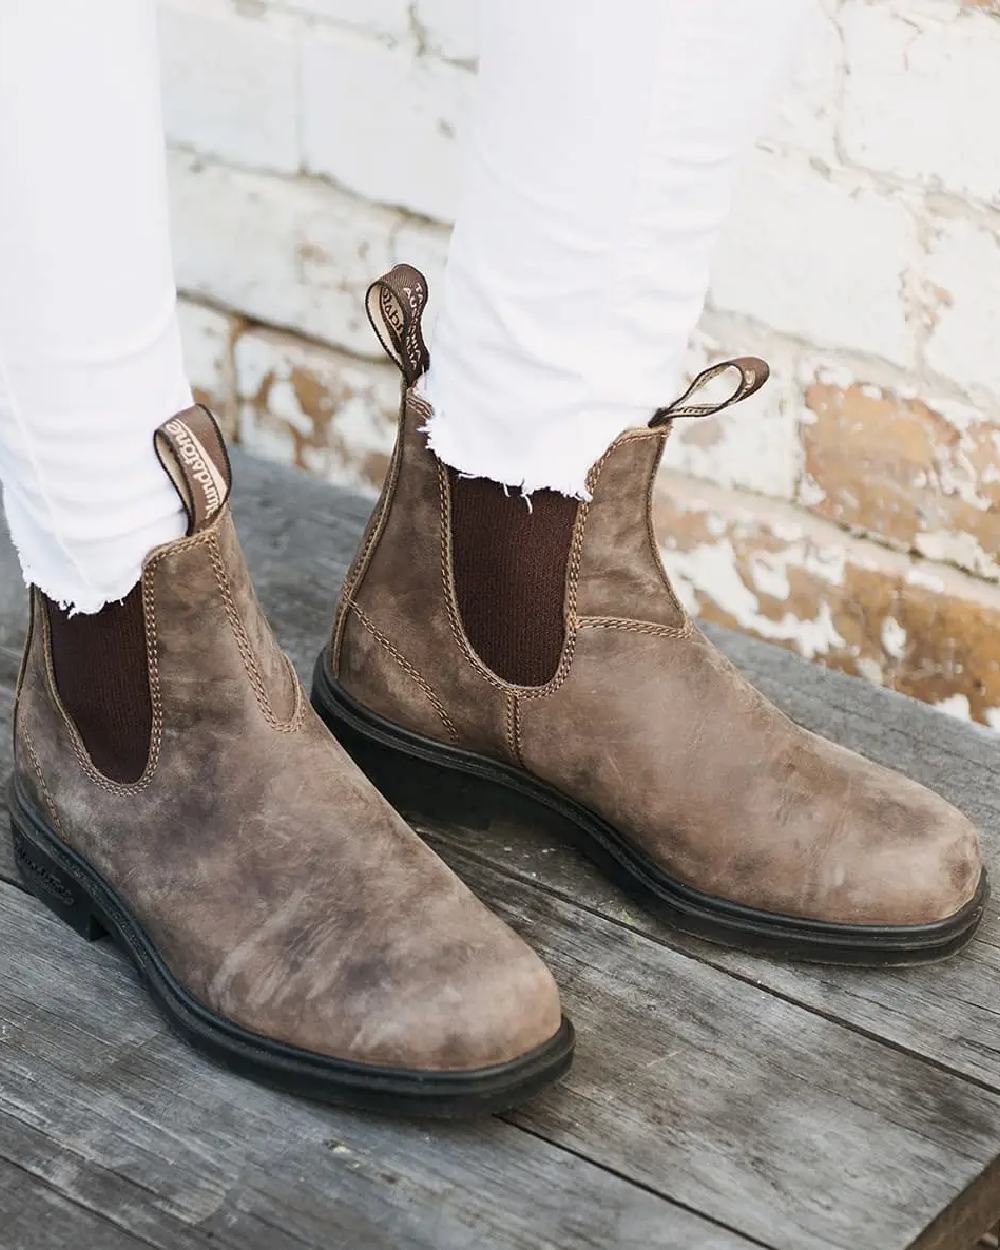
[10,266,987,1118]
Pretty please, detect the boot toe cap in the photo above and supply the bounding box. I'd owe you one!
[208,901,564,1075]
[837,787,984,928]
[314,936,563,1073]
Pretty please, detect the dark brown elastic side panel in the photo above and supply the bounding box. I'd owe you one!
[449,470,578,687]
[45,584,152,784]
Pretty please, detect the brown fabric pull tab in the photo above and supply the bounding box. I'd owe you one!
[153,405,232,535]
[365,263,430,385]
[650,357,770,426]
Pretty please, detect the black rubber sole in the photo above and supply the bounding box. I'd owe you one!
[9,781,574,1118]
[312,654,989,967]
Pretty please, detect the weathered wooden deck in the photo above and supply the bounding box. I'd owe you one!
[3,453,1000,1249]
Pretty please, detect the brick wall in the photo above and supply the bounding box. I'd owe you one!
[161,0,1000,728]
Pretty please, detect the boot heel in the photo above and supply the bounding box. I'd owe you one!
[11,826,106,942]
[311,657,571,837]
[324,701,499,832]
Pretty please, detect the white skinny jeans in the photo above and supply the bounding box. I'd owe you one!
[425,0,805,498]
[0,0,801,614]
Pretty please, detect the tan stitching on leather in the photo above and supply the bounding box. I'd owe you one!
[576,615,693,639]
[331,383,408,672]
[436,459,503,690]
[21,727,64,837]
[209,533,304,734]
[14,592,35,710]
[643,432,687,617]
[43,538,178,795]
[349,601,459,742]
[435,459,584,703]
[504,691,524,766]
[583,429,661,495]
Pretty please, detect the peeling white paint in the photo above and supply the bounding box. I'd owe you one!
[662,536,847,660]
[857,657,885,686]
[799,476,827,507]
[934,693,972,722]
[905,565,946,592]
[916,529,996,580]
[881,616,907,659]
[750,552,791,600]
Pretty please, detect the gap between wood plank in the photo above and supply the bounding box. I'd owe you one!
[0,874,753,1247]
[1,876,752,1250]
[427,830,1000,1105]
[500,1116,781,1250]
[1,1153,165,1250]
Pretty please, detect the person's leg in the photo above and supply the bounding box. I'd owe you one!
[0,0,189,617]
[322,0,985,963]
[5,2,569,1109]
[424,0,805,499]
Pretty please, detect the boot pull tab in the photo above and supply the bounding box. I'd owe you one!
[153,404,233,535]
[366,263,430,386]
[649,357,769,427]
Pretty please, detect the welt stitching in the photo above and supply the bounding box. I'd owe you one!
[21,728,64,837]
[209,534,304,734]
[349,601,458,742]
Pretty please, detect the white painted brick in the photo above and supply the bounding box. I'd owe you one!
[301,28,470,221]
[235,328,399,494]
[177,299,238,429]
[158,2,299,174]
[841,2,1000,207]
[168,151,397,357]
[760,0,840,160]
[414,0,478,63]
[710,153,915,367]
[925,217,1000,401]
[282,0,410,42]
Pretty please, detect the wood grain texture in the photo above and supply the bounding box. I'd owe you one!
[0,882,747,1250]
[2,451,999,1248]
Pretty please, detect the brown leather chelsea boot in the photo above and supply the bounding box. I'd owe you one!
[312,264,987,966]
[10,404,572,1115]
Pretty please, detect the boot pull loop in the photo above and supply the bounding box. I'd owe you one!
[365,264,431,386]
[649,357,770,427]
[154,404,233,535]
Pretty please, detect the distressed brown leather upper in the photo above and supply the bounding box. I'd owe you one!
[332,391,983,928]
[13,409,561,1072]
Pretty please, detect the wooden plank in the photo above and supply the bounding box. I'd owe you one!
[4,453,1000,1245]
[419,795,1000,1100]
[0,1120,210,1250]
[0,880,748,1250]
[452,849,1000,1250]
[0,1157,158,1250]
[5,851,1000,1250]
